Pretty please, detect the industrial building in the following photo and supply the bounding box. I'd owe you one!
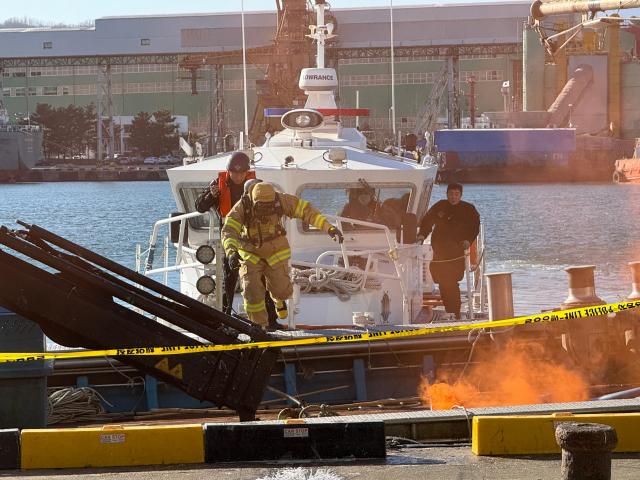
[0,1,638,156]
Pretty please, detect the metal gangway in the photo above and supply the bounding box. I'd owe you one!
[0,222,276,421]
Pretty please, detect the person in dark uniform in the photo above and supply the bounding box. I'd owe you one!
[417,183,480,320]
[339,186,378,224]
[195,152,278,327]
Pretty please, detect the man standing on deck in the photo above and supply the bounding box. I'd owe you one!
[221,182,343,329]
[195,152,277,326]
[417,183,480,320]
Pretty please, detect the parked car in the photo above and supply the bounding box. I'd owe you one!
[158,155,176,164]
[143,157,159,165]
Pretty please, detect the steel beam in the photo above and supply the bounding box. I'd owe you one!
[329,43,521,60]
[0,54,181,68]
[1,43,521,70]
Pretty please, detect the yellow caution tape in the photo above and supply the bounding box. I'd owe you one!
[1,300,639,363]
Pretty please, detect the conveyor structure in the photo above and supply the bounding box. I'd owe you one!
[0,222,277,421]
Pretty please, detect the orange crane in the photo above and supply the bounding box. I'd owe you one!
[181,0,329,146]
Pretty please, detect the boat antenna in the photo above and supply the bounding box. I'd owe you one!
[241,0,249,148]
[389,0,397,148]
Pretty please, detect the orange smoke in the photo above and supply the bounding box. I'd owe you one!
[420,340,590,410]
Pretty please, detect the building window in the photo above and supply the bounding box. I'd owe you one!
[43,86,58,96]
[13,71,26,78]
[27,87,37,96]
[61,86,70,95]
[140,38,151,46]
[2,88,10,97]
[30,70,41,76]
[15,88,26,97]
[43,41,53,49]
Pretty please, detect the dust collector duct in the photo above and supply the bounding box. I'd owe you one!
[531,0,640,20]
[546,64,593,127]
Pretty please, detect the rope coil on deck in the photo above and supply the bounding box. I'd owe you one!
[47,387,112,425]
[291,266,382,301]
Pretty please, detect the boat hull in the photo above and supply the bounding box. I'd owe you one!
[613,158,640,183]
[0,128,43,183]
[435,129,635,183]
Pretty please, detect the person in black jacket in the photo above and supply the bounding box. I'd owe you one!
[417,183,480,320]
[195,152,277,327]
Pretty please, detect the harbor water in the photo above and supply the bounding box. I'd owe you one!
[0,181,638,316]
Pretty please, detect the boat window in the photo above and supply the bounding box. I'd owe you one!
[298,183,413,231]
[178,186,216,230]
[416,181,433,222]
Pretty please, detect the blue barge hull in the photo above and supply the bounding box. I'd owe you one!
[434,128,636,183]
[435,128,575,169]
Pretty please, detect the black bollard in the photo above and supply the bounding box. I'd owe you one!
[555,422,618,480]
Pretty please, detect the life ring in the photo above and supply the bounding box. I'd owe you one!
[613,170,626,183]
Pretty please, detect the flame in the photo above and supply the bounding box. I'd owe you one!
[420,340,590,410]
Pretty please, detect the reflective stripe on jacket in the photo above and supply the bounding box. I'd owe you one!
[221,192,334,267]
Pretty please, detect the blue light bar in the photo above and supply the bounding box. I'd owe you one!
[264,108,292,117]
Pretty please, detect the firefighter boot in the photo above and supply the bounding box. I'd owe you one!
[275,300,288,320]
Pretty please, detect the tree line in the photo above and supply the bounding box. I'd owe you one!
[30,103,180,161]
[0,17,94,28]
[31,103,96,160]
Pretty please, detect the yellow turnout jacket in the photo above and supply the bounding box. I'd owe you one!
[222,193,333,267]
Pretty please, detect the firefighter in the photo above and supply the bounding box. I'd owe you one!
[222,182,344,327]
[195,152,276,325]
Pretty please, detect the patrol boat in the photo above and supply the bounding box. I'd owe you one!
[132,1,491,408]
[140,1,485,331]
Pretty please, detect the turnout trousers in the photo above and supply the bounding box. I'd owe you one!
[239,259,293,327]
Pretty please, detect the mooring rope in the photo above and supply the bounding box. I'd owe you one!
[47,386,113,425]
[291,266,382,301]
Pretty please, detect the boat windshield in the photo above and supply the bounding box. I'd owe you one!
[298,184,413,231]
[179,182,415,232]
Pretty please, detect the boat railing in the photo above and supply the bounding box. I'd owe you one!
[472,223,488,315]
[138,210,224,314]
[142,210,216,275]
[329,215,408,296]
[288,215,421,325]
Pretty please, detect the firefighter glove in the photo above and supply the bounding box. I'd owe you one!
[209,183,220,198]
[228,251,241,271]
[460,240,470,250]
[328,227,344,244]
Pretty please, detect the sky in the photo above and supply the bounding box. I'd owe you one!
[2,0,637,25]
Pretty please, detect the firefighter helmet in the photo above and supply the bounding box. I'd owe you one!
[244,178,263,196]
[251,182,276,204]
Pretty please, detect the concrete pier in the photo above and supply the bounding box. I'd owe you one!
[4,165,170,183]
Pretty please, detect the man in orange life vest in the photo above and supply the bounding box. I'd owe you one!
[195,152,277,323]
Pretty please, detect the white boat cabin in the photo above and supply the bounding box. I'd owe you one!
[141,1,454,329]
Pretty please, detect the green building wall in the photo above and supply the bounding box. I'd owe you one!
[2,51,638,143]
